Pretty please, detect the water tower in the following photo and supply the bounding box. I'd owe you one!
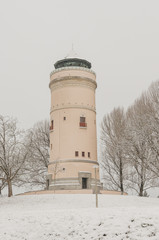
[47,50,102,192]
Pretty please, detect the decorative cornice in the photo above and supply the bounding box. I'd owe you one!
[49,76,97,90]
[50,104,96,113]
[50,66,96,77]
[48,159,99,165]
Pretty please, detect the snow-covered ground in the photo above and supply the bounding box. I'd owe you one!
[0,194,159,240]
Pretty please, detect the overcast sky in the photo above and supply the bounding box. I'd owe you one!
[0,0,159,134]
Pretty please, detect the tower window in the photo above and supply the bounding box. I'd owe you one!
[64,117,66,120]
[79,117,87,127]
[88,152,90,158]
[50,120,54,130]
[82,152,85,157]
[80,117,85,123]
[75,151,79,157]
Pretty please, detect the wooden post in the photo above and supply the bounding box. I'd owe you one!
[95,167,98,208]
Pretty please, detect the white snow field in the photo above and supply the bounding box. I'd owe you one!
[0,194,159,240]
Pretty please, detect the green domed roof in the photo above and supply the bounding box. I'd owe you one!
[54,58,91,69]
[54,48,91,69]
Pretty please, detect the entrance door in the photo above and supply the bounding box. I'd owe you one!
[46,179,49,190]
[82,178,87,189]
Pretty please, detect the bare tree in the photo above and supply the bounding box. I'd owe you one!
[100,80,159,196]
[0,115,28,197]
[145,80,159,177]
[125,93,158,196]
[25,120,50,188]
[100,107,128,194]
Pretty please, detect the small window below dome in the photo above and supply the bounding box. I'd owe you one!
[82,152,85,157]
[64,117,66,120]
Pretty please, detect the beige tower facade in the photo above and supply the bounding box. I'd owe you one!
[47,53,102,192]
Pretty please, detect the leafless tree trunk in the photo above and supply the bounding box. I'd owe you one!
[7,178,13,197]
[0,170,6,195]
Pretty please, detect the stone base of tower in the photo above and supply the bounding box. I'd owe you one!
[47,173,103,194]
[47,159,103,193]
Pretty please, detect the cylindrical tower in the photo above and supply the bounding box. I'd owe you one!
[47,52,102,192]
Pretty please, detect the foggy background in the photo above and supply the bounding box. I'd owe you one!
[0,0,159,149]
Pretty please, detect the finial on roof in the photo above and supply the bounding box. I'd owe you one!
[65,45,80,59]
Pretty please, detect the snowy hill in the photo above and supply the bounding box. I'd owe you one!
[0,194,159,240]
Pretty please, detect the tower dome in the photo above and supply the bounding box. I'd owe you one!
[54,49,91,69]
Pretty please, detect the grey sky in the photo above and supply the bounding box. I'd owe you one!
[0,0,159,133]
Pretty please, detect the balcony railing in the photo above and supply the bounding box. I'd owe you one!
[79,122,87,128]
